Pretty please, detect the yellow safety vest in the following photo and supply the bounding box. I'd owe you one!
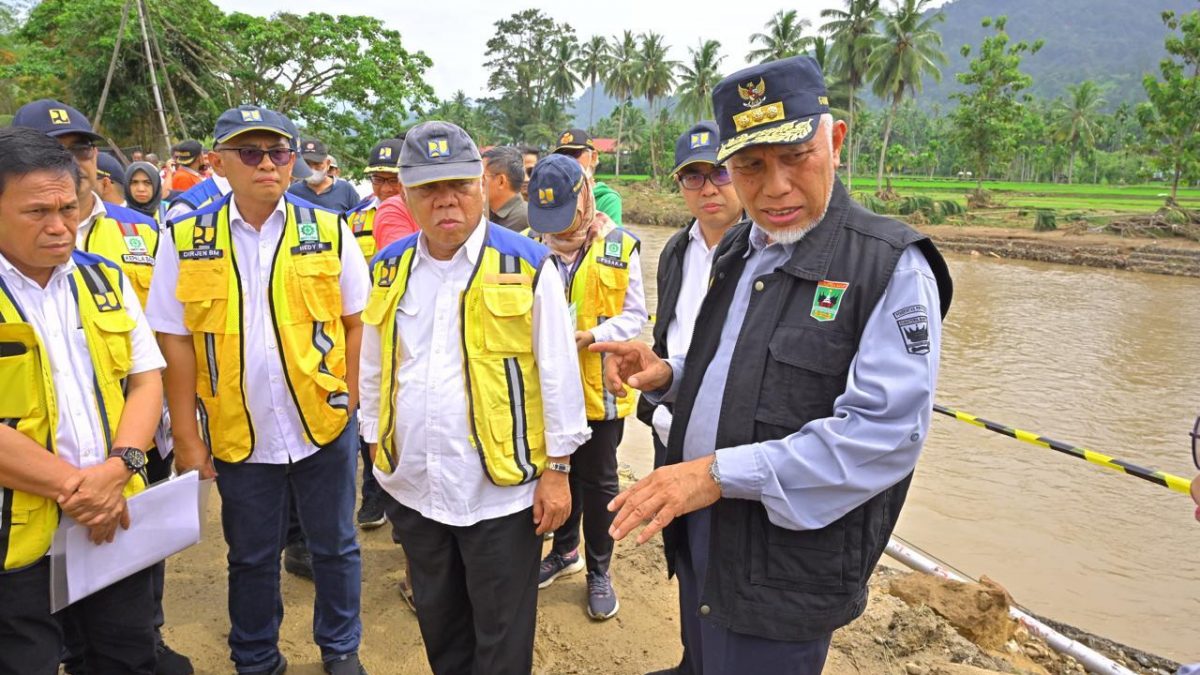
[81,202,159,308]
[345,198,377,264]
[525,226,640,421]
[0,252,148,571]
[362,224,549,486]
[171,195,350,463]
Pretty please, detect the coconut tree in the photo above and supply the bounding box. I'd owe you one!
[575,35,611,132]
[675,39,725,122]
[1053,80,1107,184]
[602,30,640,177]
[867,0,946,193]
[746,9,813,63]
[546,37,581,109]
[636,31,678,178]
[821,0,883,190]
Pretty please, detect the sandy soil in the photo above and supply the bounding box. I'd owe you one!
[159,489,1172,675]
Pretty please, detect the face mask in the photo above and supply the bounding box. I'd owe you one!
[306,169,327,185]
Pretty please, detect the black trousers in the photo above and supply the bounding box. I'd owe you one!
[383,495,540,675]
[551,418,623,574]
[0,558,157,675]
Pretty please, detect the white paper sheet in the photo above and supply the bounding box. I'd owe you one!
[49,471,211,612]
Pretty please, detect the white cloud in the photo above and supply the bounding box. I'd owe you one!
[212,0,949,100]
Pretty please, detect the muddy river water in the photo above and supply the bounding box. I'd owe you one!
[616,223,1200,661]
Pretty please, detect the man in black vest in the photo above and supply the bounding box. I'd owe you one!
[592,55,953,674]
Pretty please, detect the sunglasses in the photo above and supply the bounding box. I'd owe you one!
[218,146,294,168]
[370,174,401,187]
[1191,415,1200,470]
[66,142,96,161]
[678,167,732,191]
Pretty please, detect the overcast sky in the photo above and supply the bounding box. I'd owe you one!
[212,0,952,101]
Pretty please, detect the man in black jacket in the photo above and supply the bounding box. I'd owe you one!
[593,55,953,674]
[635,121,742,469]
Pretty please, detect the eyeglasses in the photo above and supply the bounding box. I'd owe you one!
[66,142,96,161]
[678,167,732,191]
[217,146,294,168]
[370,174,400,187]
[1191,415,1200,470]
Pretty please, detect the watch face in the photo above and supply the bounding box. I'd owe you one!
[127,449,147,468]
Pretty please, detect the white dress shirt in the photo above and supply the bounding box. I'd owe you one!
[359,221,591,526]
[146,196,370,465]
[164,175,231,222]
[0,253,164,469]
[76,192,107,247]
[548,229,649,344]
[653,221,718,444]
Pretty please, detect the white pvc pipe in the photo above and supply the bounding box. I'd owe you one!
[884,538,1138,675]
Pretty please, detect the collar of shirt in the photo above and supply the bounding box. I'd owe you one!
[0,249,76,291]
[413,216,486,272]
[688,219,721,254]
[214,174,232,195]
[76,191,107,245]
[746,221,795,258]
[228,195,287,234]
[366,195,381,211]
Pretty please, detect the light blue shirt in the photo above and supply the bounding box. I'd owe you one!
[664,223,943,531]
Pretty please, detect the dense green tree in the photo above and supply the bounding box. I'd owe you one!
[821,0,883,191]
[547,36,581,107]
[423,91,500,147]
[1053,80,1106,184]
[868,0,947,192]
[951,16,1041,192]
[1138,6,1200,203]
[483,9,575,143]
[575,35,610,132]
[635,31,677,178]
[674,39,724,123]
[747,10,813,63]
[603,30,640,176]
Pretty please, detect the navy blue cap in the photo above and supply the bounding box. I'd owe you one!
[299,138,328,162]
[399,121,482,188]
[553,128,594,153]
[12,99,104,142]
[672,121,721,174]
[213,105,294,145]
[526,154,585,235]
[95,153,126,185]
[367,139,403,173]
[712,55,829,162]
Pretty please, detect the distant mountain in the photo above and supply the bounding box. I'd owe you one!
[918,0,1195,107]
[569,87,675,131]
[569,0,1195,123]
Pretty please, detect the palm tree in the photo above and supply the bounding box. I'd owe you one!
[602,31,640,177]
[637,31,678,179]
[746,9,813,63]
[1053,80,1106,184]
[546,37,581,109]
[675,39,725,122]
[575,36,611,132]
[821,0,883,190]
[867,0,946,192]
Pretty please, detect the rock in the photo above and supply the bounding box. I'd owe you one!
[905,662,928,675]
[1004,640,1019,654]
[887,574,1018,650]
[1023,643,1044,659]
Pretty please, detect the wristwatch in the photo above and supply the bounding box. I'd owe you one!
[109,446,148,473]
[547,462,572,474]
[708,456,722,491]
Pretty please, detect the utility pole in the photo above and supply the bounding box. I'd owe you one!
[93,0,133,132]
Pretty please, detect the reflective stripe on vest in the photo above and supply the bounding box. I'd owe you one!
[362,227,547,486]
[0,256,147,571]
[171,196,350,463]
[526,226,640,421]
[347,206,377,264]
[82,212,158,309]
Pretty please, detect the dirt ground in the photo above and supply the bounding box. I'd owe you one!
[160,490,1171,675]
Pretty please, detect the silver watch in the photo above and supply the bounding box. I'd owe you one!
[547,462,571,474]
[709,457,722,490]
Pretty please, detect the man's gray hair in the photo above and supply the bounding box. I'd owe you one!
[482,145,525,191]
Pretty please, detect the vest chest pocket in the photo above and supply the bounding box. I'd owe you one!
[480,286,533,354]
[756,326,857,430]
[177,259,230,334]
[123,262,154,299]
[291,254,342,323]
[88,309,136,382]
[592,262,629,318]
[0,324,42,419]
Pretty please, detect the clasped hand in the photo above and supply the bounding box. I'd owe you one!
[58,460,132,544]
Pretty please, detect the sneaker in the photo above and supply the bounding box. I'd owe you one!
[586,571,619,620]
[356,496,387,530]
[283,542,313,580]
[323,653,367,675]
[537,549,584,589]
[154,641,194,675]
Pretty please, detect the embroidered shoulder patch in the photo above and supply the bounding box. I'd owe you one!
[892,304,930,355]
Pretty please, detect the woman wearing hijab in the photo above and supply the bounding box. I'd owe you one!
[124,160,166,223]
